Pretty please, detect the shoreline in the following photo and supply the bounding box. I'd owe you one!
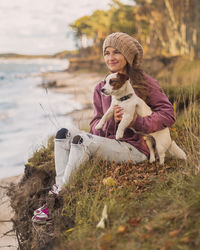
[0,70,104,249]
[41,70,104,129]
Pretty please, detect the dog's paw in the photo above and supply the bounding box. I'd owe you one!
[116,132,123,140]
[149,157,155,163]
[95,123,103,130]
[115,135,121,140]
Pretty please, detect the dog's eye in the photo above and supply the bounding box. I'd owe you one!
[109,79,115,85]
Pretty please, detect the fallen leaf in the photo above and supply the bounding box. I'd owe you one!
[141,233,149,239]
[169,229,180,237]
[136,231,149,239]
[180,236,190,243]
[144,224,152,231]
[127,217,142,226]
[117,225,127,234]
[170,127,177,132]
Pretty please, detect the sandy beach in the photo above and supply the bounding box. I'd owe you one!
[0,70,104,249]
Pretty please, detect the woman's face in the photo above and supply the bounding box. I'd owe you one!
[104,47,127,73]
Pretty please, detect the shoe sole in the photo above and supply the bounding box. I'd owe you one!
[32,216,52,225]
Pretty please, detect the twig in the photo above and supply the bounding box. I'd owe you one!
[0,220,12,223]
[0,229,14,238]
[12,219,22,250]
[0,185,8,189]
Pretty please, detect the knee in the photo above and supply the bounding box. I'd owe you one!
[72,135,83,144]
[55,128,69,139]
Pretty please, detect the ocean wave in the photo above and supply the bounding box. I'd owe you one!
[0,58,69,67]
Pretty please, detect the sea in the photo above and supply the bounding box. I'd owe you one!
[0,58,82,179]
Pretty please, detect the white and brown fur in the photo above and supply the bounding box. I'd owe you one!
[95,72,187,164]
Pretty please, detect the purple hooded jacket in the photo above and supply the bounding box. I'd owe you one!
[89,72,175,156]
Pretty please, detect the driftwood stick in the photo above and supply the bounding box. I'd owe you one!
[0,229,14,238]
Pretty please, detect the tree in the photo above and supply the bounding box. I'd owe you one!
[134,0,200,57]
[109,0,137,35]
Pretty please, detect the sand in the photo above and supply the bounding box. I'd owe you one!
[0,175,22,250]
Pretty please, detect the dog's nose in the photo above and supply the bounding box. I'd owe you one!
[101,88,105,94]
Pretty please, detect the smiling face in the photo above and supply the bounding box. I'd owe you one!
[104,47,127,73]
[101,72,129,96]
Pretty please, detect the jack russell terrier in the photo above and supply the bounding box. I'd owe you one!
[95,72,186,164]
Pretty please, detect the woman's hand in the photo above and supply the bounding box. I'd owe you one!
[114,105,123,123]
[114,105,137,127]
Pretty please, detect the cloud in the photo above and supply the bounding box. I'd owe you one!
[0,0,132,54]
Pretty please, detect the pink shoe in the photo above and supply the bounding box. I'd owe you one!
[48,184,61,195]
[32,207,50,224]
[34,204,47,216]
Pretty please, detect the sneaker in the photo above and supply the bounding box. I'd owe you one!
[33,204,47,216]
[32,207,50,224]
[48,184,61,195]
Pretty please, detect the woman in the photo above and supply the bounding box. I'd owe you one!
[32,32,175,223]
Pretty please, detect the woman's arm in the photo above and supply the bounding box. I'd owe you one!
[132,76,175,134]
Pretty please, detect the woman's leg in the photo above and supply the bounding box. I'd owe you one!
[54,126,80,189]
[63,132,147,185]
[32,132,147,223]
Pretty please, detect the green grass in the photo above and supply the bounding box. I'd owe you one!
[56,161,200,249]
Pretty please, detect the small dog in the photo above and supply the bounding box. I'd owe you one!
[95,72,186,164]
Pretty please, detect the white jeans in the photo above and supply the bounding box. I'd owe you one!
[54,127,147,188]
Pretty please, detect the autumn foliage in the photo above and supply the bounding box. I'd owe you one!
[70,0,200,59]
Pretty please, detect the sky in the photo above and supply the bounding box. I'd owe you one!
[0,0,132,55]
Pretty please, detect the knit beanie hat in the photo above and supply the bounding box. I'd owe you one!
[103,32,143,69]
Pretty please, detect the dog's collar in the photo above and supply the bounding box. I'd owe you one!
[118,93,133,102]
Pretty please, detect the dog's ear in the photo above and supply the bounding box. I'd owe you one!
[117,73,129,83]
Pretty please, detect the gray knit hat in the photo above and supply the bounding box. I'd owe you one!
[103,32,143,69]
